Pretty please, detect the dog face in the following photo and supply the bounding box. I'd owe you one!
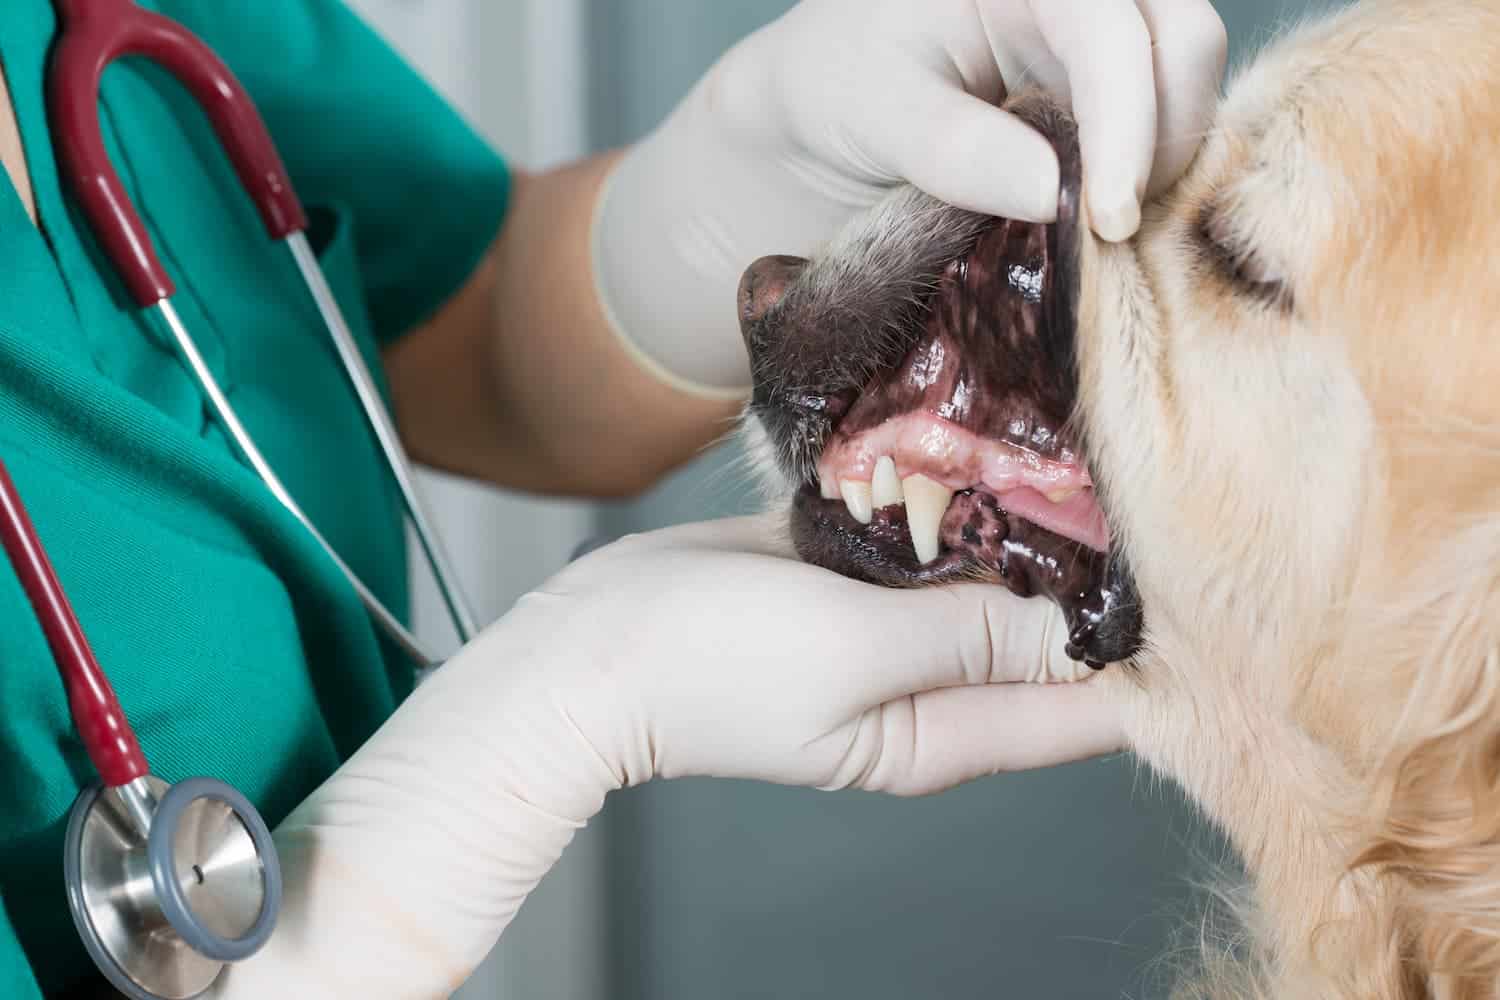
[742,1,1500,993]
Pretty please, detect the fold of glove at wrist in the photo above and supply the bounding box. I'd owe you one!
[206,630,620,1000]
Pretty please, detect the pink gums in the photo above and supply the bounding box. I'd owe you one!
[817,412,1110,552]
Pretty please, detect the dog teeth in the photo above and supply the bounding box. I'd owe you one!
[820,473,840,500]
[871,456,904,508]
[902,474,953,565]
[850,456,952,564]
[839,479,874,524]
[1044,486,1083,504]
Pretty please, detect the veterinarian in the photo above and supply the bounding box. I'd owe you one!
[0,1,1227,996]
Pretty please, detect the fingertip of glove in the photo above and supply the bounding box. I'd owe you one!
[1087,185,1142,243]
[911,114,1060,225]
[1006,131,1062,225]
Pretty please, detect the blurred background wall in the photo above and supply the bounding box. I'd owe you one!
[342,2,1344,997]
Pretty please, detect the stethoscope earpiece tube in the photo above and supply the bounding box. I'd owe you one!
[48,0,475,667]
[48,0,307,307]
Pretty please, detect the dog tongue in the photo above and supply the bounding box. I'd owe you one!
[995,486,1109,553]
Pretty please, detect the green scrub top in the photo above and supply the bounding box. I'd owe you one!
[0,2,510,995]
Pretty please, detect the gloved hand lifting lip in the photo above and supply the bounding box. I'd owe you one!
[590,0,1230,396]
[739,92,1144,669]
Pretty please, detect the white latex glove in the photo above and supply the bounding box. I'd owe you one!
[209,515,1121,999]
[592,0,1228,394]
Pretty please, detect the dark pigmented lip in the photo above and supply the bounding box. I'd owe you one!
[792,489,974,588]
[792,483,1137,669]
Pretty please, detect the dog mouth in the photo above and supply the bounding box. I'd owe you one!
[740,95,1142,668]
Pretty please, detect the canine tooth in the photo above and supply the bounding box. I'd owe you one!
[821,474,840,500]
[1044,486,1083,504]
[902,474,953,565]
[840,480,874,524]
[872,457,904,508]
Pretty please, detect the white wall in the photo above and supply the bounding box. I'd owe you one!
[341,2,607,997]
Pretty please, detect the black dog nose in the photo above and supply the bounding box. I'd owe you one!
[738,254,807,328]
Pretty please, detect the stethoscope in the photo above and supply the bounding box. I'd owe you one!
[0,1,482,997]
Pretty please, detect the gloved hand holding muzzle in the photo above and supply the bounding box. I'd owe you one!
[207,515,1122,999]
[591,0,1228,396]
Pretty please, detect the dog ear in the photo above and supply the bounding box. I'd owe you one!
[1349,507,1500,991]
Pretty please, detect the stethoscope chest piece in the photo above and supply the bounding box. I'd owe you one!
[63,775,282,1000]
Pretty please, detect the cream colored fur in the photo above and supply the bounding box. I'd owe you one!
[744,1,1500,995]
[1081,1,1500,994]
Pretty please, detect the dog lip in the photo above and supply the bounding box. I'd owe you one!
[790,485,993,587]
[790,482,1138,664]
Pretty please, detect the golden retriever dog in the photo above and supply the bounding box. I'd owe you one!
[737,1,1500,996]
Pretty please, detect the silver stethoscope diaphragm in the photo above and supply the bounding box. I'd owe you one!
[64,776,281,1000]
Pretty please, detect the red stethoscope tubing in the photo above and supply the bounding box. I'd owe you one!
[0,458,147,787]
[47,0,304,308]
[1,0,294,799]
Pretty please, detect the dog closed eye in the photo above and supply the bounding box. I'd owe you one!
[1196,201,1294,311]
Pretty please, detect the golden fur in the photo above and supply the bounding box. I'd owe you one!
[1078,1,1500,995]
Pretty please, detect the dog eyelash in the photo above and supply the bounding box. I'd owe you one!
[1196,207,1294,311]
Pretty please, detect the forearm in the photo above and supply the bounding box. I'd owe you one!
[384,153,746,499]
[207,633,616,1000]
